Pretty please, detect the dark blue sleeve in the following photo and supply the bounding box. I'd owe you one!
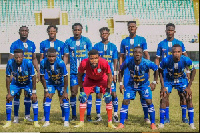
[59,60,68,76]
[40,59,45,75]
[185,56,194,71]
[120,58,129,71]
[28,60,35,76]
[86,37,92,51]
[6,60,12,76]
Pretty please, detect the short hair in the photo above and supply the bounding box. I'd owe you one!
[166,23,175,29]
[47,25,58,32]
[99,27,110,33]
[127,21,136,26]
[47,47,57,53]
[88,49,99,56]
[19,25,28,32]
[14,49,23,54]
[72,23,83,29]
[172,44,181,48]
[134,46,143,50]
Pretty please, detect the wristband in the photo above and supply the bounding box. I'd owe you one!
[186,70,191,73]
[120,82,123,85]
[32,90,36,94]
[106,88,110,93]
[80,87,84,92]
[152,81,157,84]
[114,71,117,75]
[44,89,48,92]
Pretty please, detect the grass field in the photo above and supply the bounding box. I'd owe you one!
[0,69,199,132]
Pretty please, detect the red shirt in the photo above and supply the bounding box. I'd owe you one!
[78,57,111,81]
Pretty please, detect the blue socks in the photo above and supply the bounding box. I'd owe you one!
[181,105,187,119]
[63,99,70,121]
[165,106,169,119]
[6,102,12,121]
[14,97,20,117]
[160,108,166,124]
[96,98,101,115]
[32,101,38,121]
[70,97,76,117]
[112,97,118,114]
[148,104,155,124]
[188,107,194,124]
[141,98,148,119]
[120,104,128,124]
[87,95,92,116]
[60,103,64,118]
[24,97,31,116]
[44,97,52,121]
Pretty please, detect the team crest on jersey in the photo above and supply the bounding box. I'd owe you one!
[23,43,28,48]
[24,71,28,75]
[137,44,140,47]
[84,44,86,50]
[58,47,60,51]
[110,51,112,55]
[97,68,101,73]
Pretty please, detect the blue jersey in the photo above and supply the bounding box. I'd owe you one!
[40,58,68,85]
[120,57,158,87]
[10,39,36,61]
[159,55,194,83]
[40,39,64,59]
[120,35,147,74]
[6,58,35,85]
[156,38,186,60]
[64,36,92,75]
[93,42,118,74]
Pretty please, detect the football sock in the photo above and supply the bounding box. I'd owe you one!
[148,104,155,124]
[32,101,38,121]
[188,107,194,124]
[14,97,20,117]
[120,104,128,124]
[106,102,112,122]
[70,97,76,117]
[87,95,92,116]
[44,97,52,121]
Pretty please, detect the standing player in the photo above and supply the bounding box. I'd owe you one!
[3,49,40,128]
[9,26,40,123]
[117,46,158,130]
[63,23,92,121]
[158,44,196,129]
[74,49,116,128]
[155,23,189,123]
[40,48,69,127]
[93,27,119,122]
[40,25,66,121]
[119,21,150,123]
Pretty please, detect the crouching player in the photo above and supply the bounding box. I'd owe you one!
[3,49,40,128]
[74,49,116,128]
[40,48,69,127]
[158,44,196,129]
[117,46,158,130]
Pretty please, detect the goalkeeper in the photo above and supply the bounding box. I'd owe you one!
[74,49,116,128]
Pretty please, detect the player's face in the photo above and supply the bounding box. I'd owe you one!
[19,27,29,38]
[172,47,182,62]
[47,52,57,63]
[128,23,137,35]
[89,54,99,68]
[14,53,24,65]
[134,48,143,61]
[48,27,57,39]
[100,30,110,41]
[166,26,176,38]
[73,25,82,39]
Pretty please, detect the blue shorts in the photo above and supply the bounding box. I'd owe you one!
[124,86,152,100]
[10,84,32,97]
[46,84,69,95]
[111,81,116,92]
[164,78,188,93]
[70,74,86,87]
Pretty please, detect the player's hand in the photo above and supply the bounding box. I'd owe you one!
[160,87,168,99]
[31,93,37,102]
[150,82,157,91]
[6,93,13,102]
[113,75,117,82]
[45,91,50,98]
[119,85,125,94]
[36,72,40,83]
[184,87,192,99]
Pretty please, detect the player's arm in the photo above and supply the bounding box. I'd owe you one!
[78,72,84,89]
[142,38,150,60]
[63,41,70,65]
[107,72,112,89]
[155,56,160,66]
[63,53,69,65]
[32,53,40,82]
[118,59,128,94]
[40,75,47,90]
[40,60,47,92]
[6,61,12,94]
[9,43,15,60]
[113,59,118,82]
[187,68,196,89]
[6,75,11,94]
[40,54,44,62]
[144,51,150,60]
[40,42,44,62]
[149,62,159,91]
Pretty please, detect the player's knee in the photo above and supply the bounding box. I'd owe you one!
[96,93,102,99]
[71,89,78,96]
[111,92,117,99]
[145,99,152,105]
[122,99,129,105]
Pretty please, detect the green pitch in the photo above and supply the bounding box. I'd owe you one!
[0,69,199,132]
